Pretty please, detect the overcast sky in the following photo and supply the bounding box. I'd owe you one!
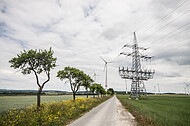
[0,0,189,93]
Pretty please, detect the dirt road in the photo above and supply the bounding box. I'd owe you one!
[68,96,137,126]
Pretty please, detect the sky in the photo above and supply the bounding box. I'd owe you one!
[0,0,189,93]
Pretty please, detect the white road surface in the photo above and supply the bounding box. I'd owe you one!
[68,96,137,126]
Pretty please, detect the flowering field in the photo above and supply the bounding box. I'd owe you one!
[0,96,110,126]
[0,95,90,113]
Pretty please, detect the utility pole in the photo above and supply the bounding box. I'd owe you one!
[157,83,160,95]
[119,32,155,99]
[153,85,156,95]
[125,79,127,94]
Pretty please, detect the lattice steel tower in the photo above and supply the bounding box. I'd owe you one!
[119,32,155,99]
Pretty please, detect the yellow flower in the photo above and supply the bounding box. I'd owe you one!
[57,111,60,115]
[79,104,85,109]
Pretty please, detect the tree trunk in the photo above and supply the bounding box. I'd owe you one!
[93,92,95,98]
[87,90,88,98]
[73,92,76,100]
[37,87,42,109]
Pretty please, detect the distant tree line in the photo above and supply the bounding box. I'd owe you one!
[9,47,114,109]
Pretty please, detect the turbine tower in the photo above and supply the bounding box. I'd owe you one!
[100,56,113,91]
[119,32,155,99]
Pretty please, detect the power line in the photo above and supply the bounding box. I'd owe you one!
[135,0,176,32]
[153,37,190,57]
[145,22,190,47]
[141,9,190,42]
[139,0,189,37]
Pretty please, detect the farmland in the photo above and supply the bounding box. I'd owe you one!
[117,95,190,126]
[0,95,90,114]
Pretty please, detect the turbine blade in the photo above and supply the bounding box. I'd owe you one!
[108,61,114,63]
[100,56,106,62]
[93,69,95,75]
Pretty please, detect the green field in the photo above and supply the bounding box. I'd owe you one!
[0,95,90,114]
[117,95,190,126]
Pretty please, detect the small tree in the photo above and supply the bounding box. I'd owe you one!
[96,84,102,97]
[107,90,112,95]
[108,88,114,95]
[57,67,84,100]
[9,48,57,108]
[90,84,97,98]
[82,74,94,98]
[99,86,106,97]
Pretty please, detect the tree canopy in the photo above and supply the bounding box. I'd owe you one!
[9,47,57,108]
[57,66,85,100]
[108,88,114,95]
[81,74,94,98]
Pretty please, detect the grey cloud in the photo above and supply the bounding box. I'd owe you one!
[156,71,181,78]
[0,0,189,93]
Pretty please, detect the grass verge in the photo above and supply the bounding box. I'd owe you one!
[0,96,111,126]
[117,95,190,126]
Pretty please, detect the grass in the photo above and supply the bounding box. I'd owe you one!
[0,95,91,114]
[117,95,190,126]
[0,96,111,126]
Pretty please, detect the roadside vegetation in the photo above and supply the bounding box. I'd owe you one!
[117,95,190,126]
[5,47,115,125]
[0,96,111,126]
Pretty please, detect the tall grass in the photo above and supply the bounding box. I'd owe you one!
[0,96,111,126]
[117,95,190,126]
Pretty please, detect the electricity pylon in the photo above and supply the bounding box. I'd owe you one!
[100,56,113,91]
[119,32,155,99]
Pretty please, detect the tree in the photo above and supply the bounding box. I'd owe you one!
[81,74,94,98]
[107,90,112,95]
[57,67,84,100]
[95,84,102,97]
[90,84,97,98]
[9,48,56,108]
[108,88,114,95]
[99,86,106,97]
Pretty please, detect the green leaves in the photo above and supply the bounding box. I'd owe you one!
[9,48,57,75]
[57,67,89,100]
[81,74,94,90]
[57,67,84,81]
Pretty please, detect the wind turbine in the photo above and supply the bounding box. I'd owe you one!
[184,83,189,95]
[100,56,114,90]
[184,87,187,95]
[92,69,99,82]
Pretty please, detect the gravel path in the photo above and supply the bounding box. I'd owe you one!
[68,96,137,126]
